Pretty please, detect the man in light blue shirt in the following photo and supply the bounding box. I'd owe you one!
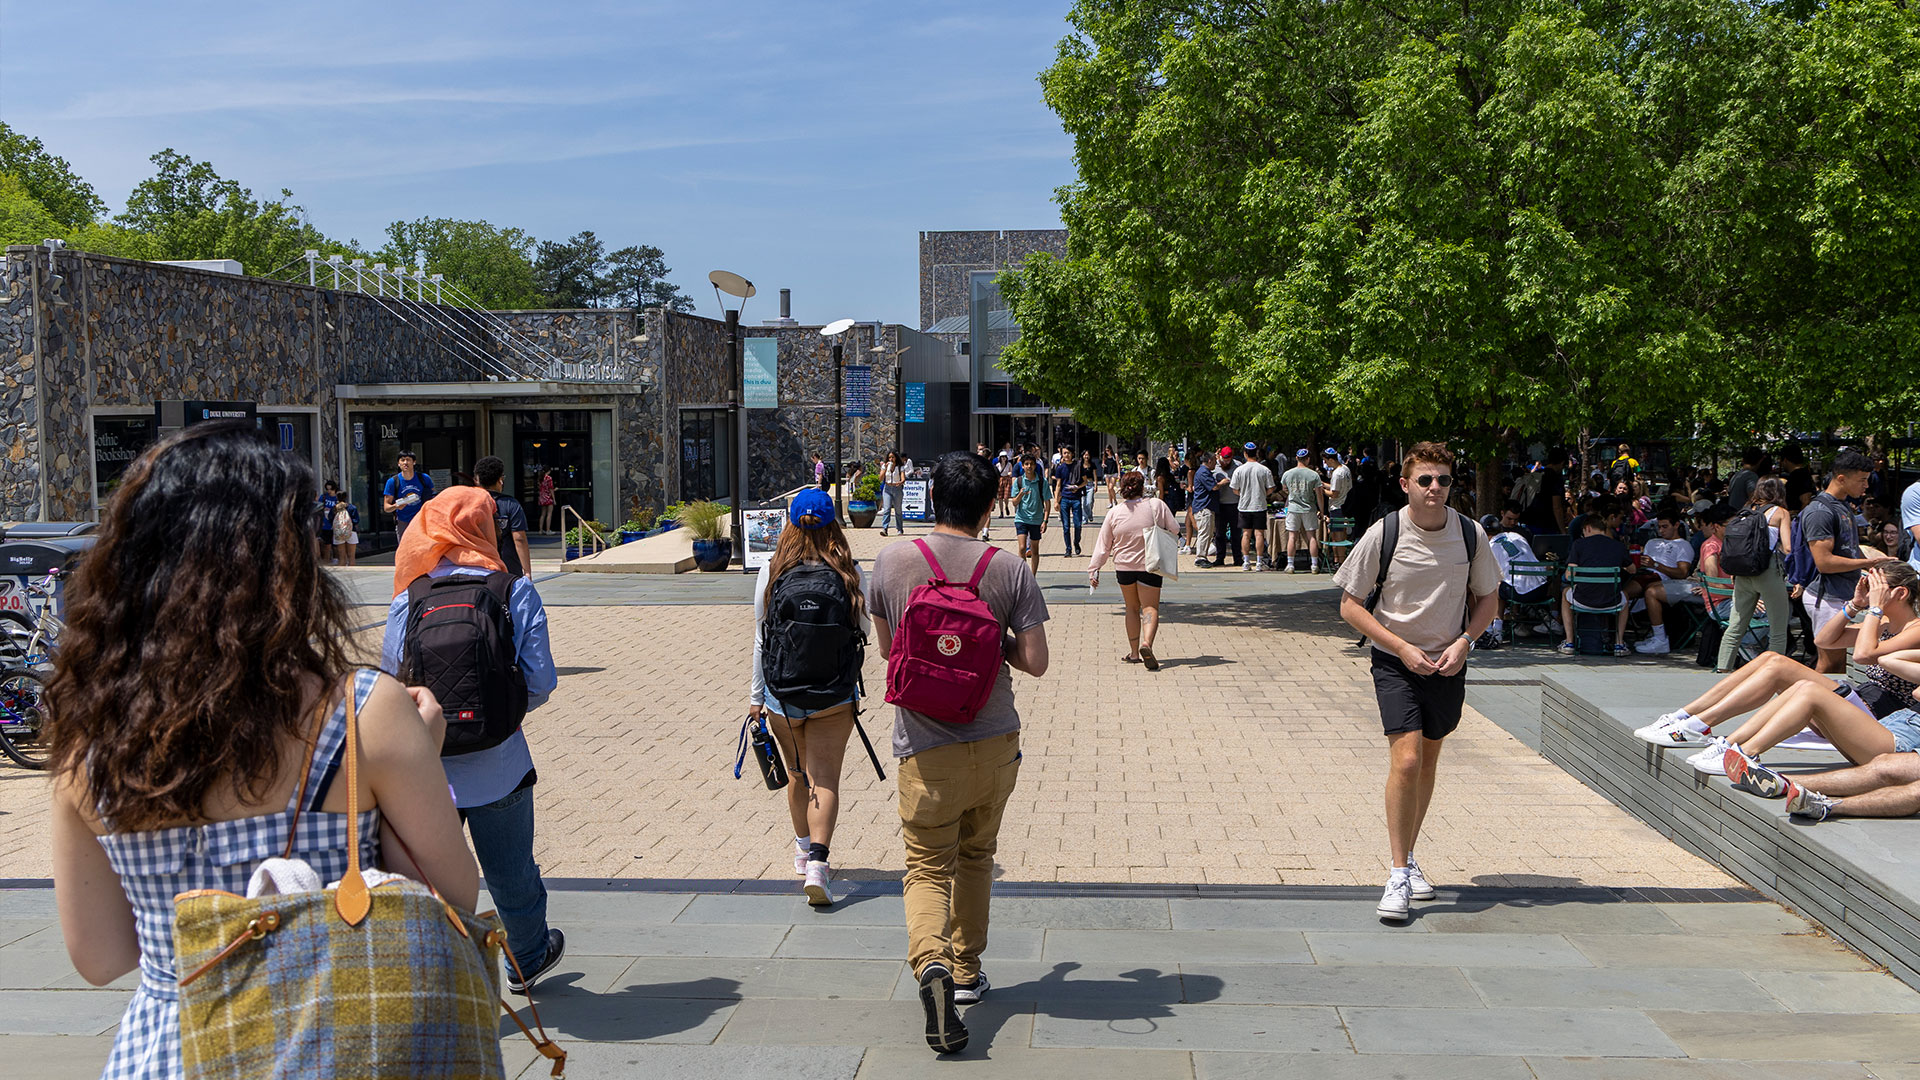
[1902,479,1920,574]
[383,561,561,992]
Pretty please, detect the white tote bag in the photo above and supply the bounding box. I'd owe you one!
[1144,522,1180,580]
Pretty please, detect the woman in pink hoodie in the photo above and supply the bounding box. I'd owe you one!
[1087,471,1178,670]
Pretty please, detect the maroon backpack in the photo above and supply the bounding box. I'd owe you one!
[885,540,1004,724]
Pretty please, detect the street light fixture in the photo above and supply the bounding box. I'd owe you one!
[709,270,756,566]
[821,318,856,521]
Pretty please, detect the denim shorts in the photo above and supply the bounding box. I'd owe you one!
[1882,708,1920,754]
[1015,520,1044,538]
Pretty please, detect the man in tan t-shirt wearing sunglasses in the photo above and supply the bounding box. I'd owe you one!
[1334,442,1501,922]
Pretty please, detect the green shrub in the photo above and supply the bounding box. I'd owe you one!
[679,500,729,541]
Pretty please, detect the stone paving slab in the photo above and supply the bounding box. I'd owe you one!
[1344,1005,1685,1057]
[1194,1053,1537,1079]
[1747,970,1920,1013]
[0,1034,116,1079]
[1523,1060,1871,1079]
[857,1046,1193,1080]
[1461,966,1784,1012]
[1647,1011,1920,1061]
[1030,1002,1349,1053]
[1039,928,1313,965]
[1568,931,1875,971]
[1306,930,1593,968]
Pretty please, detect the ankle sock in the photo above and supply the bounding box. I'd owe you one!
[808,842,830,864]
[1389,866,1409,881]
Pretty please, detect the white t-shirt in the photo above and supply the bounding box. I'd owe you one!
[1489,531,1550,593]
[1230,461,1277,512]
[1328,464,1352,510]
[1642,537,1696,582]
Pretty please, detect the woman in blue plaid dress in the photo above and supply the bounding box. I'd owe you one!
[46,422,480,1080]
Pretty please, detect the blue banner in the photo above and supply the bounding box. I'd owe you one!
[904,381,926,423]
[845,365,872,418]
[743,338,778,409]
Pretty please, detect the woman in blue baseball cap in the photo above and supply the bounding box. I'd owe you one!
[748,486,870,906]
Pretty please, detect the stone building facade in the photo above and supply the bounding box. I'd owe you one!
[918,228,1068,332]
[1,246,908,537]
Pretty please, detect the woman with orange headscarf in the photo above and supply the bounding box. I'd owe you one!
[380,484,570,994]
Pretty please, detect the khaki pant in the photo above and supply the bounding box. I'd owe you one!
[897,732,1021,983]
[1191,509,1215,561]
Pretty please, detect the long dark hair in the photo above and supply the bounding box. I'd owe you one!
[49,421,359,831]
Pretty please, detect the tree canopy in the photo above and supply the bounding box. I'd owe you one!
[999,0,1920,451]
[0,130,696,312]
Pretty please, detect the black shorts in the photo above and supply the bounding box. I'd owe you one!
[1114,570,1163,589]
[1239,510,1267,532]
[1501,581,1556,605]
[1371,649,1466,740]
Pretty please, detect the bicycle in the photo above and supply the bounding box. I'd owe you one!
[0,569,63,671]
[0,665,49,769]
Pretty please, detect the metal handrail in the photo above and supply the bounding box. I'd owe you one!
[560,505,610,562]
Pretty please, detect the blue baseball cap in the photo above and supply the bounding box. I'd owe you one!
[789,488,835,528]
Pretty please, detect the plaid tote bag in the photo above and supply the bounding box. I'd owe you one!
[172,685,566,1079]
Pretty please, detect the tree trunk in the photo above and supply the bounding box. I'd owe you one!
[1477,448,1500,520]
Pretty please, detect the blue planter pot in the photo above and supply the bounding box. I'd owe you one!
[847,500,878,528]
[564,544,581,560]
[620,530,643,545]
[658,519,679,532]
[692,537,733,572]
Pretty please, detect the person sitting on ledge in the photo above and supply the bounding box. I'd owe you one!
[1643,563,1920,778]
[1633,561,1920,765]
[1726,644,1920,819]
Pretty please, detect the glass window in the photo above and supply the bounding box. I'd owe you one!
[91,414,155,506]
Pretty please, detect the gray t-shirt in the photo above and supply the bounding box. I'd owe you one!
[1282,466,1322,514]
[1799,490,1863,602]
[1231,461,1276,512]
[867,532,1050,758]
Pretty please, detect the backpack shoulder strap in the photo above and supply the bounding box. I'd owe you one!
[913,538,948,583]
[964,545,998,590]
[1457,510,1478,564]
[1367,509,1401,610]
[406,574,436,607]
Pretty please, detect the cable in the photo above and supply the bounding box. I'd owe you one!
[383,286,527,381]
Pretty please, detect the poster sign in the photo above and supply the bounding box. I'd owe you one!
[902,479,929,521]
[904,382,926,423]
[743,338,779,409]
[278,422,296,451]
[92,415,155,504]
[845,365,872,418]
[353,421,366,452]
[743,508,786,571]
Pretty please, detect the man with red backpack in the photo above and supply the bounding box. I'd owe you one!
[866,451,1050,1055]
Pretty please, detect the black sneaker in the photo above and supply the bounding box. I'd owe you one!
[506,928,566,995]
[1193,558,1213,568]
[953,974,990,1005]
[918,962,969,1054]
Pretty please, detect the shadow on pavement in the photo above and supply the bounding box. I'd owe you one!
[507,974,742,1043]
[988,961,1225,1022]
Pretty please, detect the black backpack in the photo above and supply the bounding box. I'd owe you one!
[403,573,528,756]
[762,563,865,714]
[1720,507,1774,577]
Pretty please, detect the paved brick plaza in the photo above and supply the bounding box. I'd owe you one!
[14,526,1920,1078]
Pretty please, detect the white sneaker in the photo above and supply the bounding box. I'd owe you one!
[1687,737,1733,775]
[804,861,833,907]
[794,838,810,877]
[1634,632,1671,655]
[1634,713,1710,747]
[1377,874,1412,921]
[953,974,990,1005]
[1405,857,1437,901]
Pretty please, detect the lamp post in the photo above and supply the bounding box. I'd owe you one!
[709,270,756,566]
[821,319,856,520]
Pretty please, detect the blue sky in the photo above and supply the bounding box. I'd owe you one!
[0,0,1076,325]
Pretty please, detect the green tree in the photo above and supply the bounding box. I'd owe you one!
[603,244,694,311]
[533,230,607,308]
[0,123,105,229]
[1002,0,1918,476]
[116,149,334,275]
[377,216,542,308]
[0,173,63,246]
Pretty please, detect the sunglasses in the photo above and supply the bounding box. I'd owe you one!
[1412,474,1454,488]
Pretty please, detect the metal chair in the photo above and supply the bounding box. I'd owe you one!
[1699,573,1772,666]
[1323,516,1356,570]
[1564,565,1626,653]
[1502,561,1561,647]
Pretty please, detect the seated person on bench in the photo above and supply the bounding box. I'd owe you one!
[1559,499,1637,657]
[1634,507,1698,654]
[1725,640,1920,821]
[1489,513,1552,645]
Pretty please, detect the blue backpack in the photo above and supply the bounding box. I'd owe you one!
[1785,506,1816,587]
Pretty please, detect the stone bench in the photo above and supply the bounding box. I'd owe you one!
[1541,669,1920,989]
